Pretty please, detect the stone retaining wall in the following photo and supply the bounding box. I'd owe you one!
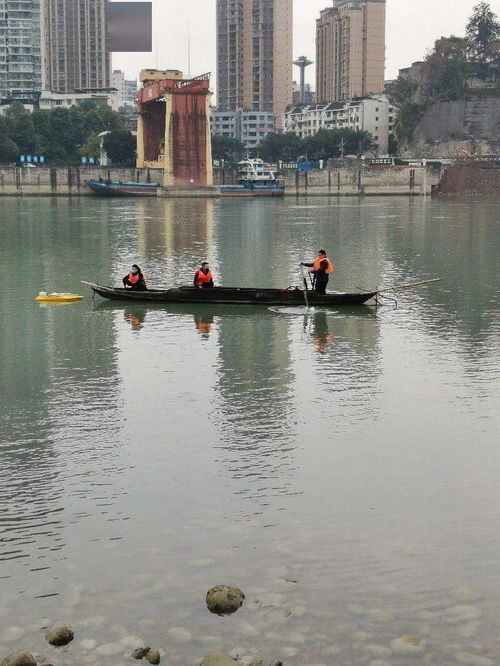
[0,165,439,196]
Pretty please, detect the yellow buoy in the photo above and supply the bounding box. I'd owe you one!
[36,292,84,303]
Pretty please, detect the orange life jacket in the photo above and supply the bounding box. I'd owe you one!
[313,255,333,274]
[195,269,213,286]
[128,272,147,286]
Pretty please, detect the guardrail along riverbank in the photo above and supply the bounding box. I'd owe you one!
[0,165,440,196]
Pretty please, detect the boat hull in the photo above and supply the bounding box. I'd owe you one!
[85,181,159,197]
[90,284,377,306]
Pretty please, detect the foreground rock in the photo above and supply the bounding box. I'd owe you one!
[390,636,424,655]
[206,585,245,616]
[45,625,74,647]
[0,652,37,666]
[132,647,151,659]
[145,649,161,664]
[200,655,238,666]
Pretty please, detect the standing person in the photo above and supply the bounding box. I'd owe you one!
[301,250,333,295]
[122,264,147,290]
[194,262,214,288]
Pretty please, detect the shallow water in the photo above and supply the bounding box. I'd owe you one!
[1,196,499,665]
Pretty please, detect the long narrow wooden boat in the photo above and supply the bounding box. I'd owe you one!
[89,283,377,306]
[85,181,159,197]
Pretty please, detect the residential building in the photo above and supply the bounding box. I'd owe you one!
[37,89,114,110]
[210,108,276,149]
[283,95,395,153]
[216,0,293,127]
[111,70,138,108]
[0,0,43,104]
[43,0,110,94]
[316,0,385,103]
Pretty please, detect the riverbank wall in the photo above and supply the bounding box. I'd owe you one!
[0,165,439,196]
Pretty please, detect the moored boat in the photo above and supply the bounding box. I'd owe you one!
[88,283,377,306]
[220,158,284,197]
[85,180,160,197]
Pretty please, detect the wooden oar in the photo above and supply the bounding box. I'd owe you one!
[300,265,310,309]
[378,278,442,293]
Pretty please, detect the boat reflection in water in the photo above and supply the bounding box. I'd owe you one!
[306,311,335,353]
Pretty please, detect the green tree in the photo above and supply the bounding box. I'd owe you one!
[211,135,245,161]
[79,133,102,159]
[103,129,136,165]
[388,133,398,156]
[421,37,469,103]
[3,102,40,153]
[466,1,500,72]
[257,132,303,161]
[301,129,376,159]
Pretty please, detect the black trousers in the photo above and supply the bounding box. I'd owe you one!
[314,276,329,295]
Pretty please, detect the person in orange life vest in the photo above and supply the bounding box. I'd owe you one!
[301,250,333,295]
[123,264,147,290]
[194,262,214,288]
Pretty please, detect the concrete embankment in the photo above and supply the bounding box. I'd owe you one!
[0,165,439,197]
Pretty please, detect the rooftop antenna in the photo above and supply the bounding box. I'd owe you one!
[187,22,191,78]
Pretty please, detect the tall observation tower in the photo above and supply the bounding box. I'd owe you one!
[293,56,313,104]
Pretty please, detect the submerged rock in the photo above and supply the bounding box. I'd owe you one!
[0,651,37,666]
[390,636,425,655]
[268,662,283,666]
[206,586,245,616]
[145,649,161,664]
[132,647,151,659]
[45,625,74,647]
[200,655,239,666]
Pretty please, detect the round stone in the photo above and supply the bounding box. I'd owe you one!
[45,626,74,647]
[145,649,161,665]
[0,651,37,666]
[206,585,245,616]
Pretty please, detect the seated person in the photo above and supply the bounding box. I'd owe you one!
[123,264,147,290]
[194,262,214,288]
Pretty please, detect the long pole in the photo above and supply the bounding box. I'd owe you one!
[379,278,442,292]
[300,265,310,309]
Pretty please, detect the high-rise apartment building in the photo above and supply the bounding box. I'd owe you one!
[216,0,293,127]
[316,0,385,103]
[0,0,43,103]
[43,0,110,93]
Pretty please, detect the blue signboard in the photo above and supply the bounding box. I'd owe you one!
[20,155,25,163]
[40,156,45,164]
[81,156,88,165]
[89,157,95,165]
[298,161,313,170]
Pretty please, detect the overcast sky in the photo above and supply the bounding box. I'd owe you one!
[113,0,493,87]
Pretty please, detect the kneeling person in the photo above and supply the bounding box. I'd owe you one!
[123,264,147,290]
[194,262,214,288]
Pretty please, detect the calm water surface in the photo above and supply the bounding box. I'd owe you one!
[0,196,499,665]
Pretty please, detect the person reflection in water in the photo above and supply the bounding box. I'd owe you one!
[310,312,334,353]
[123,264,147,290]
[125,309,146,331]
[194,262,214,288]
[195,314,213,339]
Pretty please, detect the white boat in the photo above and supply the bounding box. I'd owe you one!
[219,159,284,197]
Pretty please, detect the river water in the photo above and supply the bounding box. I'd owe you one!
[0,196,499,665]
